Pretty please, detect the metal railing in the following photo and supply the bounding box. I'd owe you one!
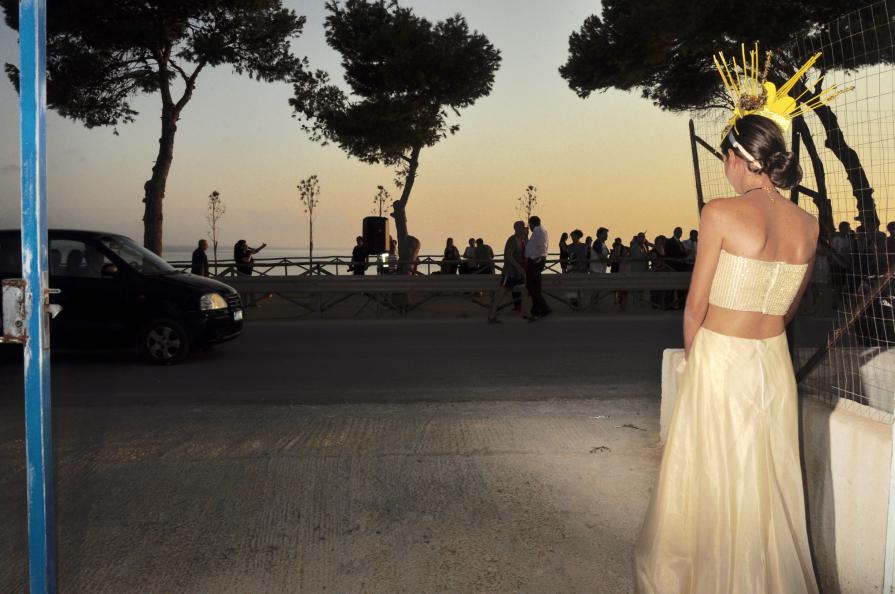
[169,252,692,278]
[222,270,693,317]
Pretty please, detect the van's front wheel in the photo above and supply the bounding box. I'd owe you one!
[139,318,191,365]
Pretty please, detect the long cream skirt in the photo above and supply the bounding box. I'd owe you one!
[634,326,818,594]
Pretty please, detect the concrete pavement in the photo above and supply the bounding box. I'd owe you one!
[1,398,660,593]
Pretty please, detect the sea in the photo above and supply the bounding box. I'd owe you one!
[164,245,350,263]
[164,245,360,276]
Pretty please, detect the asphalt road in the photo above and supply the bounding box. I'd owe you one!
[0,315,830,406]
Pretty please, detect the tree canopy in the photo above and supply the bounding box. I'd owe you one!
[559,0,891,232]
[559,0,882,111]
[2,0,307,254]
[290,0,501,269]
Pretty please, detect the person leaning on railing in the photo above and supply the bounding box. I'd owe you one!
[350,236,367,276]
[610,238,628,310]
[441,238,460,274]
[649,235,675,310]
[387,239,398,274]
[234,239,266,276]
[567,230,588,274]
[460,238,476,274]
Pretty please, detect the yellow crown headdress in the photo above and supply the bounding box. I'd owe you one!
[714,43,852,140]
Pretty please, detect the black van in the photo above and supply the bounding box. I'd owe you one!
[0,230,243,364]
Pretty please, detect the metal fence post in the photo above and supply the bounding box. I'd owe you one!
[790,126,801,205]
[688,119,706,214]
[19,0,56,592]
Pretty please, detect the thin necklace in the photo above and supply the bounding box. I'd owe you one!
[741,185,776,203]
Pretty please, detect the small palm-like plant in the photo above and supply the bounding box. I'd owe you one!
[297,175,321,265]
[517,185,538,221]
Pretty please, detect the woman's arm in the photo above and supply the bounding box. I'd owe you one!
[784,222,820,325]
[683,201,725,358]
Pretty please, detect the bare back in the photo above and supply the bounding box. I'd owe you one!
[693,192,819,339]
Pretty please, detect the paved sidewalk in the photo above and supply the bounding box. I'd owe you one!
[0,397,660,593]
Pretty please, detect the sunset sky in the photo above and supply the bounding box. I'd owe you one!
[0,1,704,256]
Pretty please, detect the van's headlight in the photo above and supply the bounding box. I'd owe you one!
[199,293,228,311]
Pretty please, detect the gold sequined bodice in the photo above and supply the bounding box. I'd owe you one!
[708,249,809,315]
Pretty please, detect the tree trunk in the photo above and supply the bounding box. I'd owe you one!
[143,103,179,256]
[793,116,835,238]
[787,75,880,233]
[391,145,422,275]
[811,103,881,232]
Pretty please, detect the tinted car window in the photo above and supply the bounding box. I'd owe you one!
[97,235,175,275]
[0,234,21,275]
[49,239,113,278]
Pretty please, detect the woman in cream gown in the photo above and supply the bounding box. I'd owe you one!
[633,111,822,594]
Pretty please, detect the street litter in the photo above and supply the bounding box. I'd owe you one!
[616,423,646,431]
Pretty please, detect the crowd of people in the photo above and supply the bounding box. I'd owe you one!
[186,218,895,320]
[813,220,895,308]
[472,220,701,320]
[443,225,702,277]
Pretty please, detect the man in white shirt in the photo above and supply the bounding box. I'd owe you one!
[590,227,610,274]
[524,215,551,319]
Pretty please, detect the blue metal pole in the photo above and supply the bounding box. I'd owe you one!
[19,0,56,592]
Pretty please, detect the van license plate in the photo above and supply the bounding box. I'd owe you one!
[233,310,243,321]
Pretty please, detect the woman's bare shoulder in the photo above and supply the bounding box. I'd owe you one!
[701,196,739,215]
[781,199,820,237]
[700,196,743,227]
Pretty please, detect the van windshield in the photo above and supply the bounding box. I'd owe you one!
[98,235,175,275]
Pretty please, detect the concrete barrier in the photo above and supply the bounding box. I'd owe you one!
[660,347,892,594]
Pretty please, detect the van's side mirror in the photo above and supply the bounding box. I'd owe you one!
[101,263,119,277]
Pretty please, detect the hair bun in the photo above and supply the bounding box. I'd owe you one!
[764,150,802,189]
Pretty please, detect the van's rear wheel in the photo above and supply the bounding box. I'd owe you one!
[139,318,190,365]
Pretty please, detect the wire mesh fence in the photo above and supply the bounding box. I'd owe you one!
[690,1,895,423]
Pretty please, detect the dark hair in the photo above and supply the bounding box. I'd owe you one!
[720,114,802,189]
[529,215,541,227]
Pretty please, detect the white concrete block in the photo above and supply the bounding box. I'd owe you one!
[860,348,895,414]
[801,396,891,594]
